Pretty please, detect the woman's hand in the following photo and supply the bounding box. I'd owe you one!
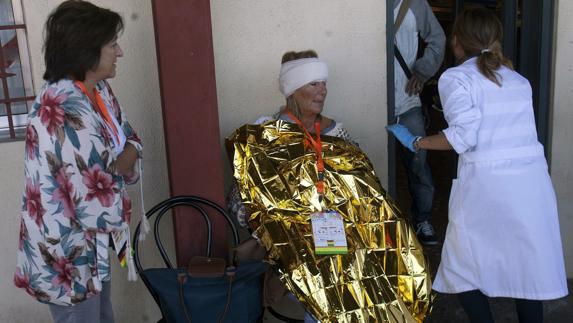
[115,142,139,176]
[406,74,424,96]
[386,124,418,152]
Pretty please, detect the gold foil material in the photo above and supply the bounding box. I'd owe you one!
[226,120,431,322]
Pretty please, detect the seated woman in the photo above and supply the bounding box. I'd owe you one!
[227,50,431,322]
[228,50,356,322]
[229,50,354,229]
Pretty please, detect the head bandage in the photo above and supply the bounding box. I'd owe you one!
[279,58,328,97]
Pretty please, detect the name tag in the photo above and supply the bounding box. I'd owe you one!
[111,230,128,267]
[311,211,348,255]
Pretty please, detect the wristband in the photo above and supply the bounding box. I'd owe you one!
[413,136,422,152]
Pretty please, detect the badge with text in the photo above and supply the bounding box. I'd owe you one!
[311,211,348,255]
[111,230,128,268]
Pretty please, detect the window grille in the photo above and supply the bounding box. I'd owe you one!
[0,0,35,141]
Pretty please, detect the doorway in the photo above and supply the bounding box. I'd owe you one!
[387,0,555,264]
[386,1,556,320]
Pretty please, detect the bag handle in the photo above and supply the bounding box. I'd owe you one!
[133,196,240,272]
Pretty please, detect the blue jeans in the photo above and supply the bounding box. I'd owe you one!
[397,107,434,224]
[49,280,114,323]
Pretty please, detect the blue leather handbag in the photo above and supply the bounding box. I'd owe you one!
[133,196,268,323]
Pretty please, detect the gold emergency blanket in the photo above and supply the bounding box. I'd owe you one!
[226,120,431,322]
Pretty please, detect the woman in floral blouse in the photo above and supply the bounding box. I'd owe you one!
[14,1,143,322]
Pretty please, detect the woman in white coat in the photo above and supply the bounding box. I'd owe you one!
[387,7,567,323]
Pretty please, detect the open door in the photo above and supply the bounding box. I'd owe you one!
[387,0,555,241]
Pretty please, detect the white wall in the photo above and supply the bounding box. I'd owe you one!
[552,0,573,278]
[210,0,389,187]
[0,1,171,322]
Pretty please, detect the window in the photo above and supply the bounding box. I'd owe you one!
[0,0,34,141]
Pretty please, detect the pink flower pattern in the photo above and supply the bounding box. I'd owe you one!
[25,125,39,160]
[38,88,67,135]
[82,164,116,207]
[50,256,75,293]
[18,219,27,251]
[14,268,35,297]
[16,80,143,305]
[25,179,45,228]
[52,168,76,220]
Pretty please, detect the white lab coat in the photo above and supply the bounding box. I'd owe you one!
[432,58,568,300]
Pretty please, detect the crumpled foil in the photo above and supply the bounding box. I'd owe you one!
[226,120,431,322]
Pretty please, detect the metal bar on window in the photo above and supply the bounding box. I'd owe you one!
[0,24,25,30]
[0,95,34,105]
[0,28,16,139]
[0,1,34,141]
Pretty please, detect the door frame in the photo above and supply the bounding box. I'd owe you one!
[387,0,556,195]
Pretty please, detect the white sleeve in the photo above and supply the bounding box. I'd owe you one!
[254,115,274,125]
[326,121,359,147]
[439,69,481,154]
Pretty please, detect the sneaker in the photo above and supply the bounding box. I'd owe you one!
[416,221,438,246]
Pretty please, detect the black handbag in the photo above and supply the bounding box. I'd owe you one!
[133,196,268,323]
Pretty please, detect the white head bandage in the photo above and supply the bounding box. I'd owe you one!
[278,58,328,97]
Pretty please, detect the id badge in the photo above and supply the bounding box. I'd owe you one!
[111,230,128,268]
[310,210,348,255]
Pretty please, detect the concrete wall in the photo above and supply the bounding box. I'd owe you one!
[552,0,573,278]
[0,1,171,322]
[210,0,389,187]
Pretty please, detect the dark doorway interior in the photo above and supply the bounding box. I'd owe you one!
[390,1,557,321]
[394,0,555,260]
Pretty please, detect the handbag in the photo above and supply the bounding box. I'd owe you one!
[133,196,268,323]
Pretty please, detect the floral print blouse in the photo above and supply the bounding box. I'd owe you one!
[14,79,142,306]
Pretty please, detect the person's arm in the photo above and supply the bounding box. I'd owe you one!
[115,142,138,175]
[411,0,446,82]
[438,69,481,154]
[390,68,481,153]
[104,81,143,183]
[414,132,452,150]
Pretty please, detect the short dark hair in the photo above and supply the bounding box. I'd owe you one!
[43,0,124,83]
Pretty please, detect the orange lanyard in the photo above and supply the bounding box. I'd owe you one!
[286,111,325,197]
[75,81,120,143]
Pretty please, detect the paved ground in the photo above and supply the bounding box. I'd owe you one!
[263,122,573,322]
[427,280,573,322]
[396,134,572,323]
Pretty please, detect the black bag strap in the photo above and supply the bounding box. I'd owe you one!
[394,0,411,32]
[133,195,240,272]
[394,0,413,79]
[394,46,413,79]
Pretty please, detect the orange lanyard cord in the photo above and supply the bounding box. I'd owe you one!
[75,81,120,142]
[286,111,325,196]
